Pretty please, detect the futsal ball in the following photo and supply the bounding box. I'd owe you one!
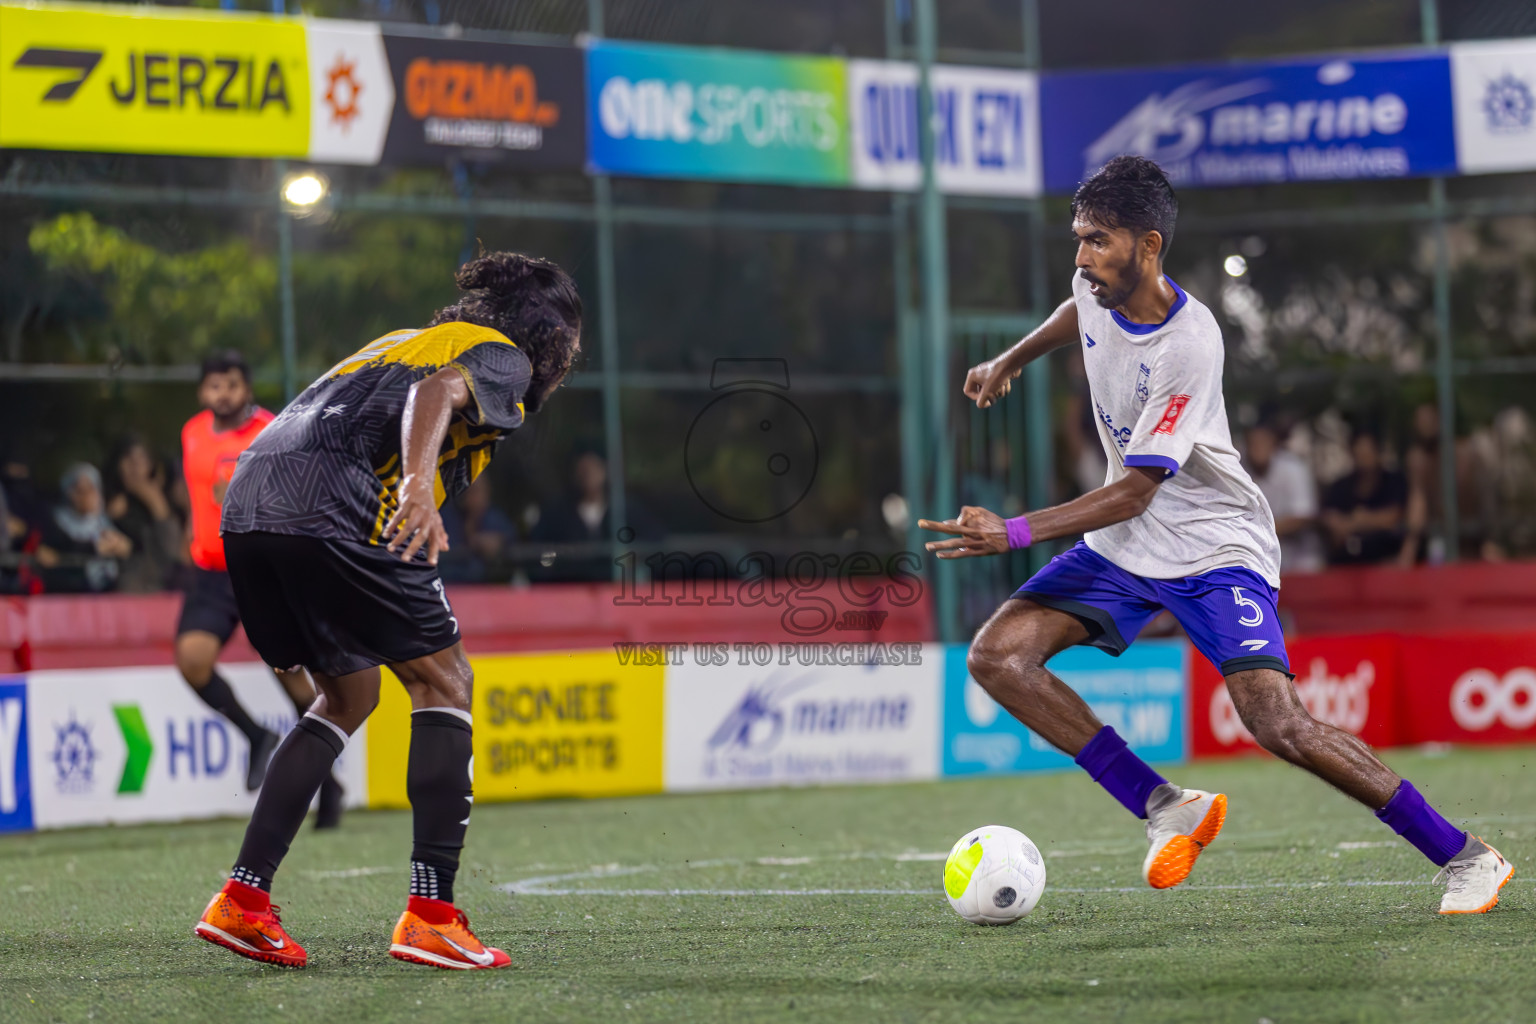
[943,825,1046,925]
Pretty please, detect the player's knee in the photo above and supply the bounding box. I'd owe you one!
[175,649,213,687]
[967,631,1047,698]
[1243,706,1311,758]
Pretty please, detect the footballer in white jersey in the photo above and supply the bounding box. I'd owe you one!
[919,155,1512,914]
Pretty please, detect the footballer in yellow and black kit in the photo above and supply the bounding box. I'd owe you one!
[220,322,530,678]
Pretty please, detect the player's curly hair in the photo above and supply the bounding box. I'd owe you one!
[1071,155,1179,260]
[428,251,583,415]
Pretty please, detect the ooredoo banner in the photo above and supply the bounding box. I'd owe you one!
[1399,631,1536,745]
[1189,634,1400,757]
[1041,51,1457,192]
[380,33,586,167]
[0,2,310,158]
[943,640,1186,777]
[586,40,850,186]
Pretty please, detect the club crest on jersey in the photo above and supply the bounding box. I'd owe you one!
[1134,363,1151,403]
[1152,394,1191,435]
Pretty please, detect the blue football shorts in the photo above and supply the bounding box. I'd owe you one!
[1013,540,1290,677]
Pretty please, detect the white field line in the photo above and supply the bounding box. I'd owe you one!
[302,866,396,879]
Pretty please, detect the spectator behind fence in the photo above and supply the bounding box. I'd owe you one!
[41,462,131,592]
[1244,423,1324,574]
[528,451,660,582]
[1320,429,1406,566]
[105,434,185,592]
[438,475,517,584]
[1399,402,1501,565]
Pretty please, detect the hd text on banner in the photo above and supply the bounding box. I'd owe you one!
[942,640,1188,777]
[586,40,851,187]
[6,665,368,833]
[1041,51,1457,191]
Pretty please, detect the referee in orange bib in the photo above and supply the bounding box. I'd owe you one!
[177,351,344,827]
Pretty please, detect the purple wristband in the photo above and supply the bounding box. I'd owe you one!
[1005,515,1033,550]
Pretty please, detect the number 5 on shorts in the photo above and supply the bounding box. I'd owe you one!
[1231,586,1263,627]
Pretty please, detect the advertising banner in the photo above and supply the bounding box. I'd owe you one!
[664,644,941,791]
[943,641,1186,777]
[367,651,665,807]
[1451,39,1536,176]
[0,2,309,158]
[1189,634,1399,758]
[586,40,850,186]
[379,33,585,167]
[1398,631,1536,745]
[848,60,1041,196]
[1040,51,1456,192]
[25,665,368,829]
[0,676,33,833]
[305,19,394,165]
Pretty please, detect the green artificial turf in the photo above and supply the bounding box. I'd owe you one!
[1,747,1531,1023]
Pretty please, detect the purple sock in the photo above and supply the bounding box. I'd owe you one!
[1375,779,1467,866]
[1074,725,1168,819]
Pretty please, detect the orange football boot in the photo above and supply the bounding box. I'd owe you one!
[390,896,511,970]
[195,880,307,968]
[1143,788,1228,889]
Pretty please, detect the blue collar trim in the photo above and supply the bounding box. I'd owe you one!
[1111,277,1187,336]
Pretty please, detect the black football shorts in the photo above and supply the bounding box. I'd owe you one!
[176,567,243,645]
[223,531,462,678]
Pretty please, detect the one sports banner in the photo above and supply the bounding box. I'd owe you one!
[942,641,1187,777]
[305,20,394,165]
[848,60,1042,196]
[24,665,368,829]
[1040,50,1457,192]
[1450,38,1536,176]
[586,39,851,187]
[0,1,310,158]
[1188,634,1401,758]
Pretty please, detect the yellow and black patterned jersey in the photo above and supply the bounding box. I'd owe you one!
[222,322,530,547]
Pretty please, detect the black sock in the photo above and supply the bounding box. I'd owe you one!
[194,670,268,746]
[407,709,473,905]
[233,714,346,887]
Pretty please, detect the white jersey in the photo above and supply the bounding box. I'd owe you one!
[1072,272,1282,586]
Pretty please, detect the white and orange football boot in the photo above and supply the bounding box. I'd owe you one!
[1437,835,1514,914]
[1142,786,1228,890]
[195,880,307,968]
[390,896,511,970]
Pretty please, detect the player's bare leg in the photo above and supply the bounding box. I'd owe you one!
[1226,668,1513,912]
[967,598,1226,889]
[386,642,510,969]
[196,666,379,966]
[176,629,278,790]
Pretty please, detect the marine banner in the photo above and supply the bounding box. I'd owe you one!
[0,1,310,158]
[1040,50,1457,192]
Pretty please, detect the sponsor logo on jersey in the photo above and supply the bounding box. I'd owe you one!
[1134,362,1151,403]
[1151,394,1191,435]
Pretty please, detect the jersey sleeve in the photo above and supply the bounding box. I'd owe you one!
[447,342,532,431]
[1121,336,1219,477]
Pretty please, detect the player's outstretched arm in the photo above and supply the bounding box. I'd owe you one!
[383,368,472,565]
[963,297,1079,409]
[920,466,1164,559]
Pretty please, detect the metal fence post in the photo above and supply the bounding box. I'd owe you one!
[275,159,298,402]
